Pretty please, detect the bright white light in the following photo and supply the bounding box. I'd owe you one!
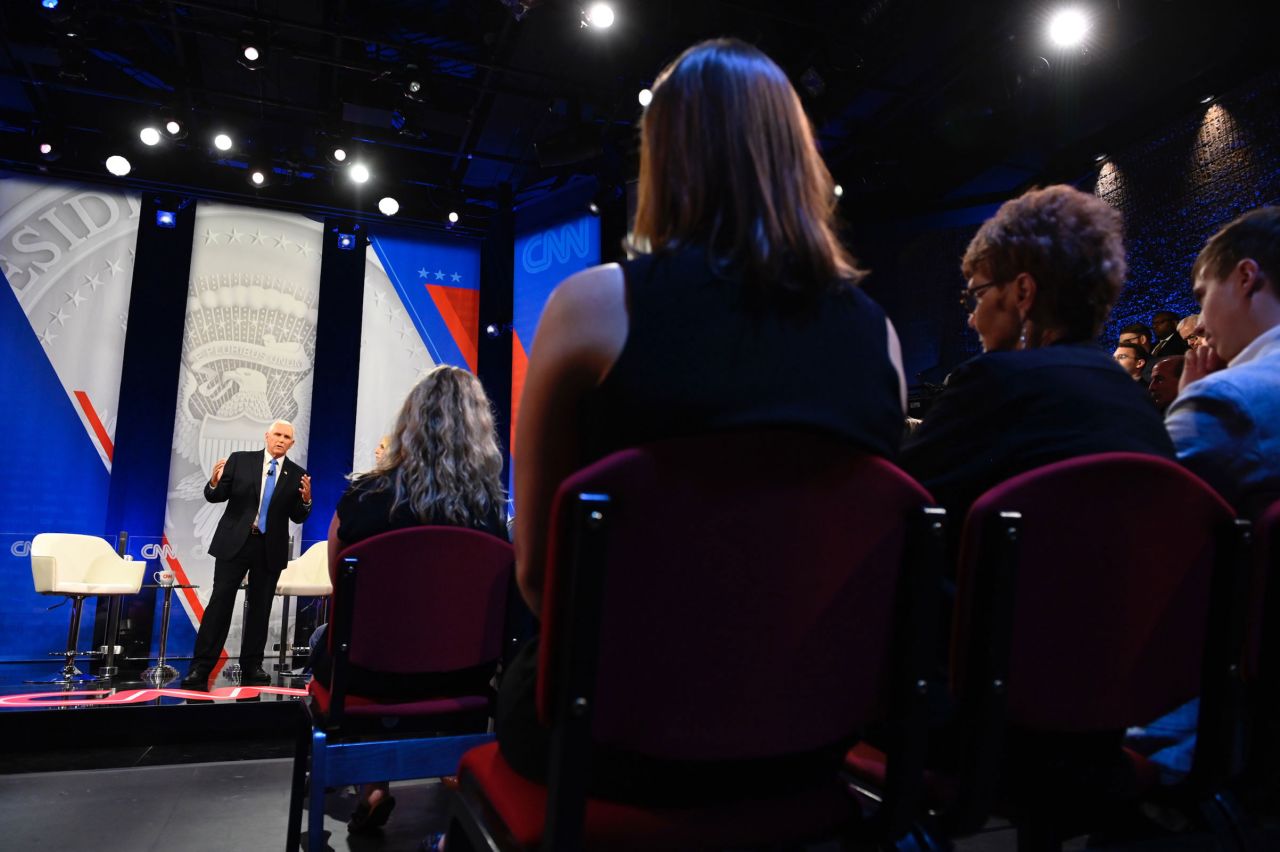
[165,120,181,135]
[447,210,460,224]
[243,45,260,62]
[638,88,652,107]
[332,147,347,162]
[250,171,265,186]
[1048,9,1089,47]
[213,133,233,151]
[585,2,615,28]
[139,126,161,146]
[833,183,844,198]
[378,197,400,216]
[39,143,53,155]
[350,163,370,183]
[105,155,131,176]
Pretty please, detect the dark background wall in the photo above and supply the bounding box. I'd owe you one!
[859,67,1280,387]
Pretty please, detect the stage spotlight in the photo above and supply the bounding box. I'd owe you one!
[39,142,53,156]
[1047,8,1089,47]
[583,2,614,28]
[139,126,161,146]
[378,196,399,216]
[155,210,176,228]
[638,88,652,107]
[330,146,347,163]
[166,119,181,135]
[243,45,259,62]
[1200,94,1215,105]
[1094,153,1107,163]
[336,232,357,250]
[349,163,370,183]
[42,0,59,8]
[833,183,844,198]
[213,133,233,151]
[105,155,131,176]
[587,201,600,216]
[250,170,266,186]
[447,210,460,224]
[238,39,266,71]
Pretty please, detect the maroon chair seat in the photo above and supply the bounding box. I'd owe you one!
[845,452,1249,850]
[1244,499,1280,803]
[285,526,515,852]
[447,429,946,851]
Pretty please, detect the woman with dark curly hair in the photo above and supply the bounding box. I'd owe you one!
[901,184,1174,520]
[313,365,507,833]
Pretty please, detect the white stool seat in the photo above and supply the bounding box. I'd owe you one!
[276,542,332,597]
[29,533,145,684]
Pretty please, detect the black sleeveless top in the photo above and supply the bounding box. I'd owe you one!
[336,475,506,544]
[580,246,904,461]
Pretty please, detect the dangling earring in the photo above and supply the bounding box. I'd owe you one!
[1017,319,1029,350]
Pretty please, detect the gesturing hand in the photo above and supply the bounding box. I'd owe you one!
[210,458,228,487]
[299,474,312,503]
[1179,344,1226,396]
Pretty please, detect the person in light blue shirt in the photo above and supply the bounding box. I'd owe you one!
[1165,206,1280,520]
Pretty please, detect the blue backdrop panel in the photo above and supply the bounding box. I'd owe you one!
[0,279,113,661]
[369,232,481,370]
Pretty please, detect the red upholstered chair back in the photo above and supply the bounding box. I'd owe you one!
[535,429,935,762]
[1247,499,1280,681]
[336,526,513,675]
[953,452,1237,732]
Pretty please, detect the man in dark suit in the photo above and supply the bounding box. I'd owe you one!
[1150,310,1190,358]
[181,420,312,689]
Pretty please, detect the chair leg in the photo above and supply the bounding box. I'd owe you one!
[285,717,310,851]
[27,596,98,684]
[277,595,291,674]
[307,729,328,852]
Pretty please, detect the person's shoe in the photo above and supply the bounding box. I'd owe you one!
[240,666,272,686]
[349,795,396,833]
[179,667,211,690]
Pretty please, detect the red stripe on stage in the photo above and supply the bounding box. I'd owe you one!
[73,390,114,463]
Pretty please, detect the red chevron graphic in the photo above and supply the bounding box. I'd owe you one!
[425,284,479,373]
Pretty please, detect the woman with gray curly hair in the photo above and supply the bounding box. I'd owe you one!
[901,184,1175,521]
[313,364,507,833]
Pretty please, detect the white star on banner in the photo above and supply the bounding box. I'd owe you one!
[450,272,462,283]
[84,273,104,291]
[418,267,429,279]
[434,270,445,280]
[277,234,292,250]
[299,242,318,258]
[228,228,245,243]
[50,307,70,326]
[119,313,128,332]
[104,258,123,276]
[202,229,219,245]
[65,289,87,307]
[373,290,386,307]
[39,328,57,345]
[249,230,267,245]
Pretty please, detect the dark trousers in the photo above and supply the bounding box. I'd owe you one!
[191,533,281,670]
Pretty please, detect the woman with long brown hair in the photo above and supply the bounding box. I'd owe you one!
[498,37,907,801]
[314,365,507,832]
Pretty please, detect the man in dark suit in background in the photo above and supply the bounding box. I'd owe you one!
[181,420,312,689]
[1150,310,1190,358]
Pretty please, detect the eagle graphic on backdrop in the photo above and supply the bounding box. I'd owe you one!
[171,304,316,550]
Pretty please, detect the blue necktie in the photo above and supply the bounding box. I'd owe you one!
[257,458,278,533]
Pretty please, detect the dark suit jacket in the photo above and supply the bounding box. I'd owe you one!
[204,450,311,569]
[1150,333,1189,359]
[901,342,1176,522]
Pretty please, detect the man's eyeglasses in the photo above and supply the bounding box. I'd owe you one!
[959,281,1004,313]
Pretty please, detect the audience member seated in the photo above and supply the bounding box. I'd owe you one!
[1165,206,1280,519]
[1112,341,1151,386]
[901,185,1174,523]
[1150,310,1190,357]
[1119,322,1156,380]
[497,37,908,803]
[1178,313,1202,349]
[1147,355,1184,414]
[311,365,508,833]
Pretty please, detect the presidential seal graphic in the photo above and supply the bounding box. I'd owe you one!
[0,177,140,469]
[165,204,322,650]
